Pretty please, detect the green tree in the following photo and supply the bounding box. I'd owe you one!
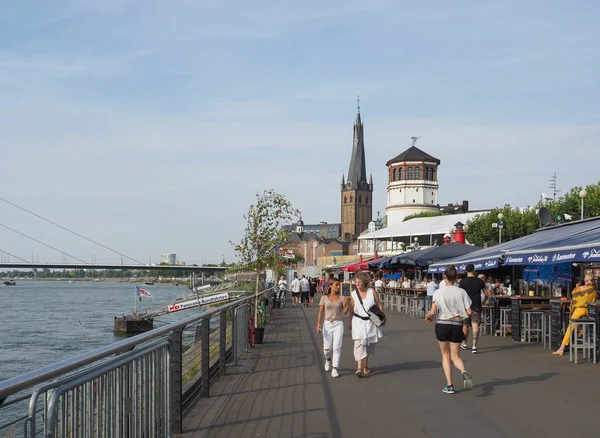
[403,211,444,222]
[466,181,600,246]
[232,190,299,325]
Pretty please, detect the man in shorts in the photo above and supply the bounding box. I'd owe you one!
[460,263,488,354]
[291,273,301,308]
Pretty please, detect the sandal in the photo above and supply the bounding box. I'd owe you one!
[355,369,363,378]
[552,351,564,356]
[362,368,372,376]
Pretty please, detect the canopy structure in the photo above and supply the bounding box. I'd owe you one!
[429,217,600,273]
[368,243,481,270]
[340,258,375,272]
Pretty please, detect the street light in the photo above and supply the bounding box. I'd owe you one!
[497,213,505,244]
[579,189,588,221]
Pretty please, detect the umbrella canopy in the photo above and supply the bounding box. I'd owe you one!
[341,258,376,272]
[368,243,481,270]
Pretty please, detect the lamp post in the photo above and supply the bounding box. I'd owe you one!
[579,189,588,221]
[497,213,505,244]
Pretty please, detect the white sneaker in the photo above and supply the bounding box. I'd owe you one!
[331,368,339,378]
[324,361,331,372]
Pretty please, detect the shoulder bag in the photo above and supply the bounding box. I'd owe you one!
[355,289,387,327]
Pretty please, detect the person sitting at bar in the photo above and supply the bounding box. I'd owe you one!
[553,279,597,356]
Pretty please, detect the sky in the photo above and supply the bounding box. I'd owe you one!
[1,0,599,265]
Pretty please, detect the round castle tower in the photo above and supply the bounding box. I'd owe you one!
[385,137,441,226]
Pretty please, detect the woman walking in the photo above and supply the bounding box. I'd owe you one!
[316,278,349,377]
[425,265,474,394]
[349,271,383,377]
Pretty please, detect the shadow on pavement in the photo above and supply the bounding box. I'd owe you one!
[476,372,559,398]
[375,360,441,375]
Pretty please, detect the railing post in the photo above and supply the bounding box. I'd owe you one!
[219,311,227,376]
[170,329,183,435]
[200,319,210,398]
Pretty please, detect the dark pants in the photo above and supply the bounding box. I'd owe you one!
[301,291,309,304]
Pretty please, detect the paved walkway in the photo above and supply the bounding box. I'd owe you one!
[177,301,600,438]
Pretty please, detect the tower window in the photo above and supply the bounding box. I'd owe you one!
[359,195,362,203]
[350,195,353,203]
[424,167,429,180]
[366,197,369,203]
[431,192,434,195]
[416,188,419,192]
[399,168,404,180]
[407,167,413,180]
[415,167,421,180]
[393,168,399,181]
[344,196,347,204]
[413,199,416,203]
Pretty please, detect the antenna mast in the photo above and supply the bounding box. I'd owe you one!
[549,173,560,202]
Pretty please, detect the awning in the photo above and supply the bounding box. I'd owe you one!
[429,216,600,271]
[341,258,375,272]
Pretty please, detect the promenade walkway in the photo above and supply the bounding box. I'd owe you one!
[177,303,600,438]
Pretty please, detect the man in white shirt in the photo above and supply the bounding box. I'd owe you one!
[300,275,310,307]
[374,276,384,292]
[388,278,398,288]
[291,274,301,308]
[402,278,412,289]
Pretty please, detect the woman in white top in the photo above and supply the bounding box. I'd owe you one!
[425,265,474,394]
[349,271,383,377]
[316,278,349,378]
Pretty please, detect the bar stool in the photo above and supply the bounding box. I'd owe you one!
[480,306,494,335]
[522,310,544,343]
[497,308,512,337]
[541,311,552,350]
[569,318,597,364]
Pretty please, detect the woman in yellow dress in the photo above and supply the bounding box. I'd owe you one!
[553,280,597,355]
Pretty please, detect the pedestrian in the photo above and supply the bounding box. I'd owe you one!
[460,264,489,354]
[300,275,310,307]
[316,278,349,378]
[425,265,474,394]
[309,278,317,303]
[349,271,383,377]
[291,273,301,308]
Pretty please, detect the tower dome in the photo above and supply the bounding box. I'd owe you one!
[385,137,440,226]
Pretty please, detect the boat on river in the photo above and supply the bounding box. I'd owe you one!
[3,280,16,286]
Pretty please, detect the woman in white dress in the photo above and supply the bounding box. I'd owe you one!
[349,271,383,377]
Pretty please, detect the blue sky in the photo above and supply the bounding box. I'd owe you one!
[1,0,599,264]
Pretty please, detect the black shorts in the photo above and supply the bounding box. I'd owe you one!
[435,323,465,343]
[292,292,300,298]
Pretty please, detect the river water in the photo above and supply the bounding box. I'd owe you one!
[0,281,203,382]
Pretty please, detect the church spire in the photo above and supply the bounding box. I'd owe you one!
[346,97,367,189]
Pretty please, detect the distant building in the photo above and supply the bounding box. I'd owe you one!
[282,222,341,239]
[341,102,373,241]
[161,253,176,265]
[385,138,441,226]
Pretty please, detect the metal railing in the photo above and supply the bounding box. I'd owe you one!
[0,287,274,437]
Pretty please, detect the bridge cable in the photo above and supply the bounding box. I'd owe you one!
[0,196,144,265]
[0,248,31,264]
[0,223,89,264]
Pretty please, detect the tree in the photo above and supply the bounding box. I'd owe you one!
[403,211,444,222]
[466,181,600,247]
[232,190,299,325]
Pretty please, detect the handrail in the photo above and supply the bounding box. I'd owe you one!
[0,287,275,400]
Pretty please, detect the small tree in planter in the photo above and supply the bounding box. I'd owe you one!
[232,189,299,328]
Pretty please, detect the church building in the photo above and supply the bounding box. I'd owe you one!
[341,101,373,241]
[385,138,441,226]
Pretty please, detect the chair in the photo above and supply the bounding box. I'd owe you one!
[497,307,512,337]
[541,311,552,350]
[480,306,494,336]
[569,318,597,364]
[521,310,544,343]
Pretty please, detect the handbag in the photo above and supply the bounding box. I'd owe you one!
[355,289,387,327]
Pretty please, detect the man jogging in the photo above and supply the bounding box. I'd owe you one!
[460,264,488,354]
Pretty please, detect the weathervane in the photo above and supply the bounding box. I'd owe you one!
[357,94,360,113]
[411,136,421,146]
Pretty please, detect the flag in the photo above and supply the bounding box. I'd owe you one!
[136,286,152,297]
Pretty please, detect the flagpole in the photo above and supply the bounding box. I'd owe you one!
[134,286,138,315]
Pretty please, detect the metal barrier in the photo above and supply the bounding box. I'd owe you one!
[0,287,274,437]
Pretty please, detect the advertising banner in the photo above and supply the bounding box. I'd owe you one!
[167,292,230,313]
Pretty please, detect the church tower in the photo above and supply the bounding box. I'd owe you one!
[385,137,441,226]
[341,98,373,241]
